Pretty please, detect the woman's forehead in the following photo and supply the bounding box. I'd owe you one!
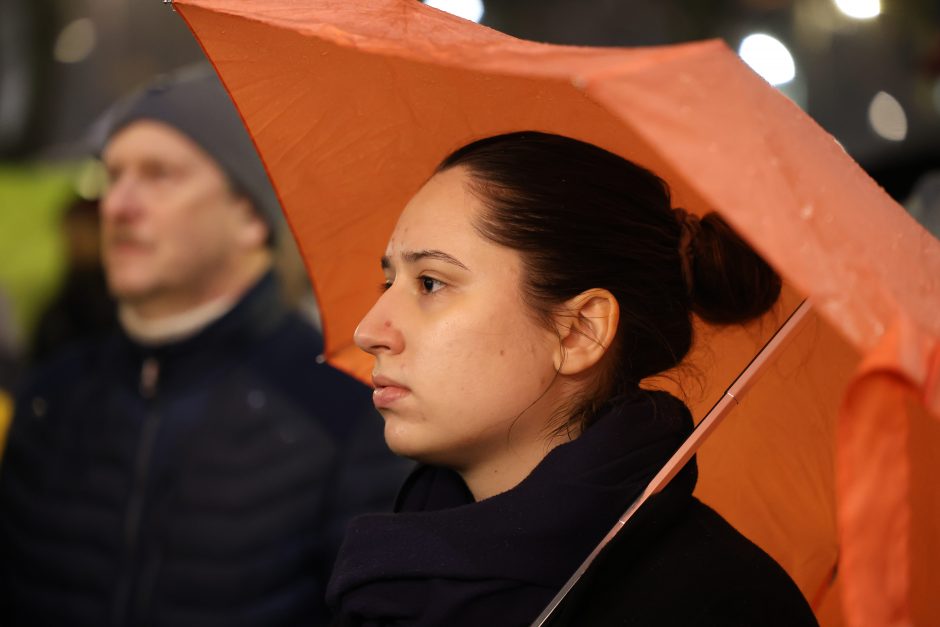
[384,168,480,258]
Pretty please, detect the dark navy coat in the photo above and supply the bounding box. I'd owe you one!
[0,273,410,627]
[328,391,817,626]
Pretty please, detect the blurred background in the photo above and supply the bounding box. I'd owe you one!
[0,0,938,379]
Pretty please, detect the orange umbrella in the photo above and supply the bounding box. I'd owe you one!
[170,1,940,625]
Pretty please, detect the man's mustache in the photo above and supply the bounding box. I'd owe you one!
[105,227,152,249]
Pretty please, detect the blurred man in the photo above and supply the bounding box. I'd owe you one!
[0,66,409,627]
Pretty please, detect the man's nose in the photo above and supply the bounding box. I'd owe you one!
[99,174,142,221]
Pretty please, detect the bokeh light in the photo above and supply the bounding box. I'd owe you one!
[738,34,796,86]
[74,160,108,201]
[53,18,97,64]
[833,0,881,20]
[424,0,485,24]
[868,91,907,141]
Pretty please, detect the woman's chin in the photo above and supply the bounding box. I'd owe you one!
[383,423,453,467]
[383,421,423,459]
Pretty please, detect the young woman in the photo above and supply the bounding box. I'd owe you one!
[326,132,818,626]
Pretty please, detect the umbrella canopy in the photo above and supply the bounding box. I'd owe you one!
[171,1,940,625]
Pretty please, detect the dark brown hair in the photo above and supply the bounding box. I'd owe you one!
[437,131,780,425]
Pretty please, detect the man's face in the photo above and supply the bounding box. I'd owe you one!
[101,120,265,317]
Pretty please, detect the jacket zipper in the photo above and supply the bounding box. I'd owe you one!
[112,357,162,627]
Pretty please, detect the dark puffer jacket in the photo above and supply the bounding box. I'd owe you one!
[0,272,410,627]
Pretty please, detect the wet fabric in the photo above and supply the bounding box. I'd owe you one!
[170,5,940,622]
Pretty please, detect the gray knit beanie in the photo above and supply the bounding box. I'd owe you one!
[93,64,282,243]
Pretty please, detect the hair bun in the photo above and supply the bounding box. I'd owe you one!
[674,208,700,296]
[683,212,781,325]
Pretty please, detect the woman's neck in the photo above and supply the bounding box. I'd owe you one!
[458,428,576,501]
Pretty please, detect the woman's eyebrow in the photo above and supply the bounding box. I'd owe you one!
[383,249,470,271]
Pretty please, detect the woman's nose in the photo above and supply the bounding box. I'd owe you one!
[354,291,404,356]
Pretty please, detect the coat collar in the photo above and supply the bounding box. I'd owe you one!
[104,271,293,396]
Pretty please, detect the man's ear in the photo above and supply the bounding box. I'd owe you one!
[552,288,619,375]
[233,197,270,249]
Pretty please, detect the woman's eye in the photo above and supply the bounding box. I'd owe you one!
[418,276,445,294]
[379,279,393,292]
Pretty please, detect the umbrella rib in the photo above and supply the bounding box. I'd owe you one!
[530,299,813,627]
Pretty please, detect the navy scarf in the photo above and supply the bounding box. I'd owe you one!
[327,390,696,626]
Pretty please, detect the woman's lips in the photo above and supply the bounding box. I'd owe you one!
[372,385,410,408]
[372,375,410,409]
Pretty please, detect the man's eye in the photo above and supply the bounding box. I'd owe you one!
[418,276,445,294]
[105,167,121,185]
[379,279,393,292]
[142,163,173,180]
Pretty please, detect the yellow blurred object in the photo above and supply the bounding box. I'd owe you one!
[0,164,76,343]
[0,389,12,458]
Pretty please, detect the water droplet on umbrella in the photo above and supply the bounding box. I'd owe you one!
[800,204,814,219]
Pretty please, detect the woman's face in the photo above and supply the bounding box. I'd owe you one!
[354,166,566,480]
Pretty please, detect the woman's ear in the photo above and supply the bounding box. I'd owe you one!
[552,288,619,375]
